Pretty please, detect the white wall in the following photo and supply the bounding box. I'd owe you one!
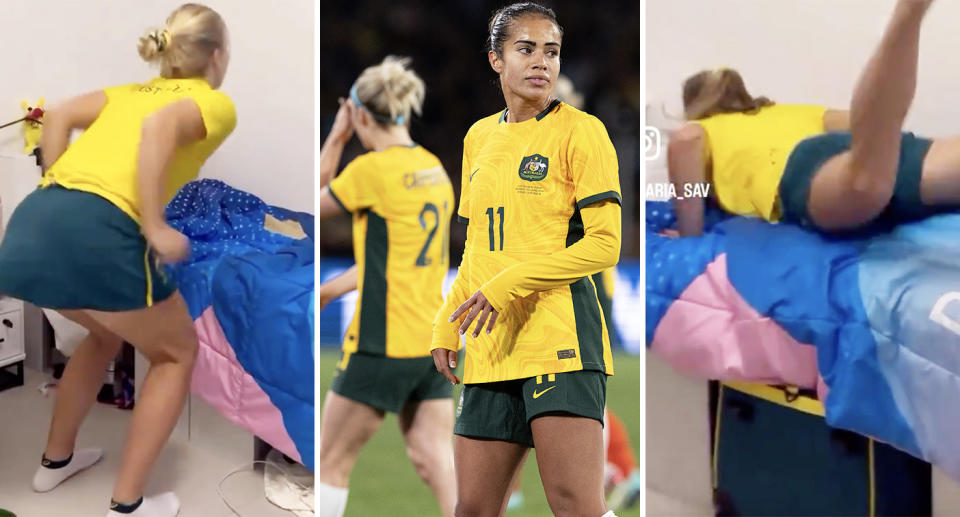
[0,0,314,213]
[647,0,960,139]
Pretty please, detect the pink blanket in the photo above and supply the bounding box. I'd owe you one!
[191,307,300,463]
[650,254,829,398]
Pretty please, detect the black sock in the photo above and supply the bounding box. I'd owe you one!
[40,453,73,469]
[109,497,144,514]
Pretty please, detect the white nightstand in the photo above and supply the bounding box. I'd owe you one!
[0,296,25,391]
[0,153,49,373]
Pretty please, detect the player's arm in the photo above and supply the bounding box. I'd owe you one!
[317,264,357,311]
[476,199,620,315]
[138,98,210,264]
[668,123,707,237]
[138,99,207,235]
[431,253,471,385]
[432,135,475,384]
[40,90,107,171]
[319,153,376,220]
[318,186,348,219]
[318,99,354,190]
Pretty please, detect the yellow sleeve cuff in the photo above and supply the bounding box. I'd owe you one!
[479,279,511,313]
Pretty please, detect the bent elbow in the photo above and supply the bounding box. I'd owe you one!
[596,231,621,269]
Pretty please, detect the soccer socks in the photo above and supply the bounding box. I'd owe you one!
[601,512,618,517]
[32,447,104,492]
[317,482,348,517]
[106,492,180,516]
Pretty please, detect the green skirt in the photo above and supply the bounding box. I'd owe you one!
[778,131,950,233]
[0,185,177,311]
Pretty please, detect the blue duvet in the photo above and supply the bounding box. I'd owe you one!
[647,201,960,477]
[166,179,314,469]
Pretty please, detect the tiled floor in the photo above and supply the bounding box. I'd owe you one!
[0,368,297,517]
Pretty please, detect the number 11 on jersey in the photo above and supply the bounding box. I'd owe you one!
[486,206,504,251]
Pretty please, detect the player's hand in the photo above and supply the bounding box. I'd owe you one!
[330,98,354,144]
[660,229,680,238]
[432,348,460,385]
[450,290,499,338]
[145,224,190,264]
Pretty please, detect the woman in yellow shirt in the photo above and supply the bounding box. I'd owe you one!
[431,4,622,516]
[316,57,457,517]
[0,5,235,517]
[670,0,958,237]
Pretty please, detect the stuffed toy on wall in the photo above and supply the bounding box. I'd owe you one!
[0,99,45,167]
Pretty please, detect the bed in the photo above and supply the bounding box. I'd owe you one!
[646,200,960,480]
[166,179,314,470]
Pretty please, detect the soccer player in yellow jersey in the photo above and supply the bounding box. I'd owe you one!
[316,57,456,517]
[431,4,622,516]
[671,0,960,237]
[0,6,234,516]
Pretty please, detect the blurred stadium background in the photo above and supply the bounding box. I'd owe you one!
[319,1,641,514]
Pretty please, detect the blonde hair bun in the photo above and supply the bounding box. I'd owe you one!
[353,56,426,125]
[138,29,169,63]
[136,4,226,78]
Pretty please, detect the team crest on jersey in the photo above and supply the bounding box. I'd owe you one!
[518,154,549,181]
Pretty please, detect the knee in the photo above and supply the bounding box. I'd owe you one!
[317,447,352,487]
[834,164,896,220]
[90,332,123,356]
[405,442,448,486]
[405,444,429,481]
[147,332,198,367]
[850,173,896,204]
[454,500,488,517]
[545,486,578,514]
[177,337,199,368]
[544,485,599,517]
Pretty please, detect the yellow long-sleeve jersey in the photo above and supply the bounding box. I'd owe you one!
[432,100,622,383]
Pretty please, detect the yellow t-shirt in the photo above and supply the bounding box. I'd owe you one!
[436,100,621,383]
[697,104,827,221]
[329,145,455,359]
[44,77,237,222]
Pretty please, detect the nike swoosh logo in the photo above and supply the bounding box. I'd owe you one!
[470,168,479,182]
[532,386,556,399]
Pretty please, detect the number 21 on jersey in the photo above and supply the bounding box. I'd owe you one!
[416,200,450,267]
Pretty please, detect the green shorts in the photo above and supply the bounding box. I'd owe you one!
[779,131,955,233]
[0,185,177,311]
[329,351,452,413]
[454,370,607,448]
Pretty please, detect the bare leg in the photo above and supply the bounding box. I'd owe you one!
[316,390,385,488]
[453,435,528,517]
[808,0,933,229]
[43,311,122,460]
[82,292,199,504]
[399,398,456,517]
[531,415,607,517]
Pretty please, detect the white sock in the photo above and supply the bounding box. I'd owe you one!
[106,492,180,517]
[317,482,348,517]
[601,512,617,517]
[32,447,104,492]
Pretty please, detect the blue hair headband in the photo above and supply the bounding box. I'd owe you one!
[350,85,405,125]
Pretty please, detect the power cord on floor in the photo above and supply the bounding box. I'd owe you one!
[218,459,313,516]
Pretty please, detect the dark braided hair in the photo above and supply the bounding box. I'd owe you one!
[487,2,563,57]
